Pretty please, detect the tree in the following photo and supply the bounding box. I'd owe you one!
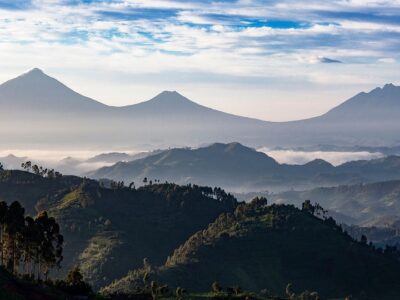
[212,281,222,293]
[0,202,8,266]
[360,235,368,245]
[286,283,296,299]
[4,201,25,273]
[143,177,148,185]
[21,161,32,172]
[0,201,63,279]
[34,211,63,279]
[64,266,92,295]
[67,266,84,286]
[32,165,40,175]
[302,200,315,215]
[0,162,3,171]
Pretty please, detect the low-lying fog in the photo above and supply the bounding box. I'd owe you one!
[0,147,386,177]
[258,148,384,166]
[0,149,144,175]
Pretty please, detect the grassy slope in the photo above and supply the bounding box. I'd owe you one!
[0,170,238,290]
[104,201,400,299]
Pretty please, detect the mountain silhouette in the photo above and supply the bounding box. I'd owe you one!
[0,68,399,148]
[89,142,400,192]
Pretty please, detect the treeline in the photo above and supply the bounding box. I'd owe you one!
[0,201,63,280]
[21,161,62,178]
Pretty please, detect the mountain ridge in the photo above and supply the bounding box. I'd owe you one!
[89,142,400,192]
[0,68,399,148]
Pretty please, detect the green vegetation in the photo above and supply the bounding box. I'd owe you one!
[0,168,237,289]
[2,166,400,299]
[0,201,62,280]
[103,198,400,299]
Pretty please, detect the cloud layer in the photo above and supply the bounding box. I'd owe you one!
[0,0,399,121]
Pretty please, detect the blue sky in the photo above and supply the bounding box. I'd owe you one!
[0,0,399,121]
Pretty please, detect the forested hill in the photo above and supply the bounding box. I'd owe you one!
[103,199,400,299]
[90,142,400,192]
[0,168,238,290]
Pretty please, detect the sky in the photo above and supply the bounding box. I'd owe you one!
[0,0,399,121]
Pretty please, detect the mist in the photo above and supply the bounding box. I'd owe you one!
[258,148,385,166]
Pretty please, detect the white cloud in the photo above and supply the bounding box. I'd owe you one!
[258,148,385,166]
[0,0,398,121]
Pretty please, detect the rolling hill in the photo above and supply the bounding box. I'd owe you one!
[0,169,237,289]
[0,69,399,148]
[90,142,400,192]
[102,199,400,299]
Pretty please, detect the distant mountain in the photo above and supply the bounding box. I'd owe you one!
[86,152,133,163]
[0,69,399,148]
[0,154,27,169]
[89,142,400,192]
[283,83,400,146]
[86,150,163,164]
[270,179,400,224]
[0,68,108,114]
[103,200,400,299]
[322,83,400,121]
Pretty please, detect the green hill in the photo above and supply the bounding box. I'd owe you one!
[0,170,237,290]
[103,199,400,299]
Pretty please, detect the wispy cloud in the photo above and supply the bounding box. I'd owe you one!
[0,0,399,121]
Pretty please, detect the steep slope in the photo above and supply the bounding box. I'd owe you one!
[283,83,400,146]
[49,182,237,289]
[103,200,400,299]
[0,169,237,290]
[90,142,400,192]
[321,83,400,121]
[0,68,108,114]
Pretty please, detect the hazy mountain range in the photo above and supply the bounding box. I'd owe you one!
[0,68,399,148]
[267,180,400,224]
[89,142,400,192]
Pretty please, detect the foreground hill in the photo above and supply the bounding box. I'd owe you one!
[0,169,237,290]
[103,200,400,299]
[90,142,400,192]
[0,69,400,148]
[0,269,65,300]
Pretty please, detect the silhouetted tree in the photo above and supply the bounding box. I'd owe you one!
[21,161,32,172]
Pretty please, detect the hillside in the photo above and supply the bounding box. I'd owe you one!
[270,179,400,223]
[0,268,67,300]
[0,169,237,290]
[90,142,400,192]
[103,200,400,299]
[0,69,399,148]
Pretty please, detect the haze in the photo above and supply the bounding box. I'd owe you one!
[0,0,399,121]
